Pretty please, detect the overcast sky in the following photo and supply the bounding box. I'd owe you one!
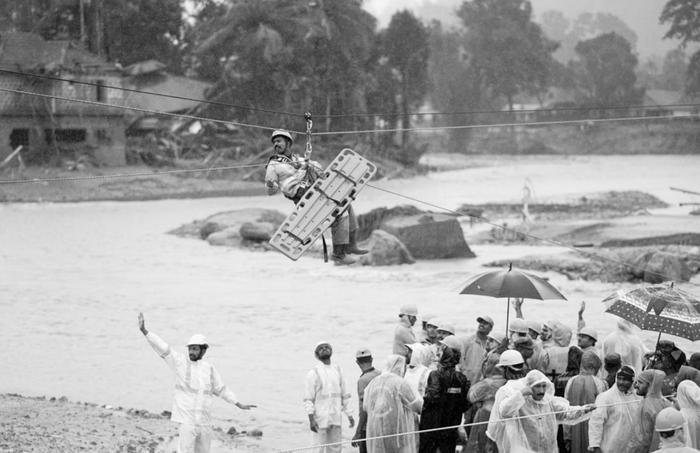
[363,0,680,59]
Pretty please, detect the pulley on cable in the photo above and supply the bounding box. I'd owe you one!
[265,112,377,264]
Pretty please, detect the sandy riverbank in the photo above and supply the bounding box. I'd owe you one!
[0,393,262,453]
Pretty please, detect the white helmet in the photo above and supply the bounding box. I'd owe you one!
[496,350,525,368]
[270,129,293,144]
[655,407,685,432]
[399,304,418,316]
[186,334,208,347]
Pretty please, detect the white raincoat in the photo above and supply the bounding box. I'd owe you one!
[364,355,423,453]
[588,380,643,452]
[145,332,238,425]
[405,343,431,398]
[602,321,647,375]
[486,370,592,453]
[677,380,700,449]
[303,362,352,429]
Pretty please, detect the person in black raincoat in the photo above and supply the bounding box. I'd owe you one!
[418,346,471,453]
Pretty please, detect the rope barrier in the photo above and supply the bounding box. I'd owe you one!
[272,396,645,453]
[0,68,304,118]
[0,87,301,134]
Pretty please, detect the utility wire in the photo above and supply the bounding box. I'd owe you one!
[313,112,700,135]
[5,67,700,121]
[0,68,303,118]
[0,86,297,134]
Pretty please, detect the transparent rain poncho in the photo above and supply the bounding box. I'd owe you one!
[487,370,591,453]
[638,369,672,452]
[602,321,647,375]
[404,343,431,398]
[588,372,644,453]
[677,380,700,449]
[363,355,423,453]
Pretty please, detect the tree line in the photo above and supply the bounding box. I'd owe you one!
[1,0,699,154]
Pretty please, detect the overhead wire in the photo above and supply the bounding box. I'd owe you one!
[0,67,303,118]
[4,67,700,121]
[0,87,298,134]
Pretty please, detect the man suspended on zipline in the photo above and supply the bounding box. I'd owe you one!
[264,129,367,265]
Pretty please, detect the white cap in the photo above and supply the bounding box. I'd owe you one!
[527,320,542,334]
[399,304,418,316]
[509,319,529,334]
[437,322,456,335]
[579,327,598,341]
[186,334,208,346]
[496,350,525,368]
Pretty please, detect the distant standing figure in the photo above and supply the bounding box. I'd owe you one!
[138,313,255,453]
[352,348,381,453]
[393,304,418,358]
[304,342,355,453]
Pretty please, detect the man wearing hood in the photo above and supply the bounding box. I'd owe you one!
[588,365,644,453]
[304,342,354,453]
[564,350,607,453]
[405,343,431,398]
[636,369,672,452]
[364,355,423,453]
[419,345,471,453]
[138,313,255,453]
[489,368,595,453]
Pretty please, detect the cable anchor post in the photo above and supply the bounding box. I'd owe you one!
[304,112,313,160]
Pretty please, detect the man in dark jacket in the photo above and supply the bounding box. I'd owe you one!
[419,346,471,453]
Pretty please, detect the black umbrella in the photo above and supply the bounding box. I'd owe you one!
[459,263,567,333]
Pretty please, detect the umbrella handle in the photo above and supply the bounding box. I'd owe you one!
[506,297,510,336]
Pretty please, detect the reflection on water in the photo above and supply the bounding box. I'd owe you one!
[2,155,699,450]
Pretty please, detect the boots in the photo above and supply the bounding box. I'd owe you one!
[331,244,356,265]
[346,230,368,255]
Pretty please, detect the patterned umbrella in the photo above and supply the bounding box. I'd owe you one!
[602,284,700,341]
[459,263,567,332]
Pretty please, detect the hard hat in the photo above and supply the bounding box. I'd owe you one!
[355,347,372,359]
[509,318,529,334]
[440,336,462,351]
[527,320,542,334]
[496,350,525,368]
[186,334,208,346]
[270,129,293,144]
[579,327,598,341]
[437,322,456,335]
[477,315,494,326]
[655,407,685,432]
[399,304,418,316]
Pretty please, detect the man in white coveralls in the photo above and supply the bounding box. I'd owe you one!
[138,313,255,453]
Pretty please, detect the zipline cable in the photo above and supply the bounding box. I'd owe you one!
[365,183,700,292]
[3,85,698,138]
[4,67,700,121]
[0,68,303,118]
[313,112,700,136]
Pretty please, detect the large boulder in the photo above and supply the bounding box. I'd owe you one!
[380,213,475,259]
[641,251,691,283]
[358,230,415,266]
[169,208,286,247]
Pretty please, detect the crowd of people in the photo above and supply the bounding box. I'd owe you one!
[138,299,700,453]
[301,301,700,453]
